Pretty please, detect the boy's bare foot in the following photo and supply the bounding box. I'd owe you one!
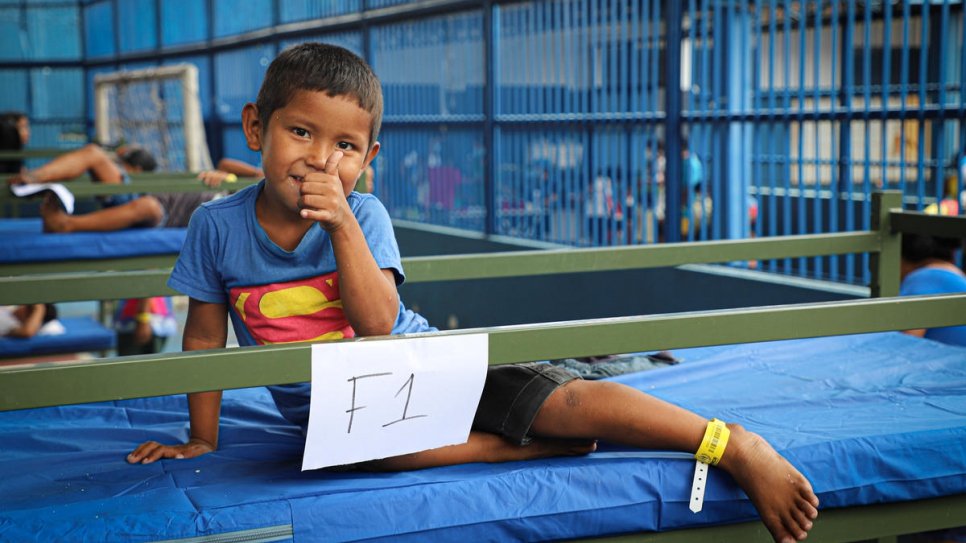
[717,424,819,543]
[40,194,71,232]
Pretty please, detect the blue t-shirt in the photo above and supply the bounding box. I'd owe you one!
[900,266,966,347]
[168,181,434,428]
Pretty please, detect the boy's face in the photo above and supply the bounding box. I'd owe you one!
[243,89,379,217]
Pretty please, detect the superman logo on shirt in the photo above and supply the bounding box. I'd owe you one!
[229,272,355,345]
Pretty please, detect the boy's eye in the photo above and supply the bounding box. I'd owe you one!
[292,127,309,138]
[336,141,354,151]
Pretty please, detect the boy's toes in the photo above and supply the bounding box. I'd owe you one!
[782,511,811,541]
[798,497,819,520]
[791,508,813,532]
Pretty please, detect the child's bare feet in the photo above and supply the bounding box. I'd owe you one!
[40,194,71,233]
[717,424,819,543]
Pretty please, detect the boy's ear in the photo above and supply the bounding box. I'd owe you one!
[241,103,262,152]
[363,141,380,168]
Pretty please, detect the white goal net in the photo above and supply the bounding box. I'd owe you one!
[94,64,212,172]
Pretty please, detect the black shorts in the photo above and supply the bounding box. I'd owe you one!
[472,363,580,445]
[154,192,218,228]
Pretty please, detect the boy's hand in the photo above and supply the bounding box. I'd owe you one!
[127,437,215,464]
[298,151,351,231]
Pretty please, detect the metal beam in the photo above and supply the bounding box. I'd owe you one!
[2,294,963,411]
[0,232,881,302]
[401,232,880,283]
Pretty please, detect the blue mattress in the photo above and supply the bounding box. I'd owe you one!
[0,218,186,263]
[0,316,115,357]
[1,332,964,542]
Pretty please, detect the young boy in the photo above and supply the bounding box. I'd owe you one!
[127,43,819,543]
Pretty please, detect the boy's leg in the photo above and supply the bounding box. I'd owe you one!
[530,380,819,543]
[41,194,163,232]
[361,431,595,472]
[24,143,124,184]
[363,364,597,471]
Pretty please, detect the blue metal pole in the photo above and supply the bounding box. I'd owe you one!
[724,0,750,242]
[665,0,683,243]
[485,0,496,235]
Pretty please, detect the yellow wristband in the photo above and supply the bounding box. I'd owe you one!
[135,312,152,324]
[694,418,730,465]
[224,173,238,183]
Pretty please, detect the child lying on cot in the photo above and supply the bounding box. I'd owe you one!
[5,142,217,232]
[126,43,820,543]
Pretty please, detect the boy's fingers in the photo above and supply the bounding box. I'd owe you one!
[127,441,158,463]
[323,151,344,175]
[143,447,182,464]
[299,208,329,222]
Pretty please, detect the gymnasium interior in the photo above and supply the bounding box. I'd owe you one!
[1,1,965,542]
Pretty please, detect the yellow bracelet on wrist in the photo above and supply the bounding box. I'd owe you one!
[694,418,730,465]
[224,173,238,183]
[135,312,152,324]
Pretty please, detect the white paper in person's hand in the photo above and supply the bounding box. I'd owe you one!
[302,333,488,471]
[10,183,75,214]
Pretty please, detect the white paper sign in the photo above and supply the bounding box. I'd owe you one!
[302,333,488,471]
[10,183,75,214]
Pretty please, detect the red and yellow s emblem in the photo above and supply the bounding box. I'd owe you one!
[229,272,354,344]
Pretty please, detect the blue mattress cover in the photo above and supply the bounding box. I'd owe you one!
[0,332,964,542]
[0,316,115,357]
[0,218,186,263]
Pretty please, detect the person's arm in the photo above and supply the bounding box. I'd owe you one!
[300,152,398,336]
[902,328,927,338]
[197,158,265,188]
[132,298,154,346]
[217,158,264,178]
[7,304,46,338]
[127,299,228,464]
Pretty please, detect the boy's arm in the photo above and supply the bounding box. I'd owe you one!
[301,151,399,336]
[330,220,399,336]
[127,298,228,464]
[7,304,45,338]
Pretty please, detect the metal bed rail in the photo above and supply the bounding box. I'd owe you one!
[1,292,964,412]
[0,191,908,296]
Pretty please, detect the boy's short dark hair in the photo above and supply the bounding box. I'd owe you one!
[256,42,383,148]
[902,233,960,263]
[42,303,57,325]
[120,146,158,172]
[0,111,27,124]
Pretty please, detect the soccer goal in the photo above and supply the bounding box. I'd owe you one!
[94,64,212,172]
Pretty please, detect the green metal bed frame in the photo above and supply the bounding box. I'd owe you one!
[1,191,965,542]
